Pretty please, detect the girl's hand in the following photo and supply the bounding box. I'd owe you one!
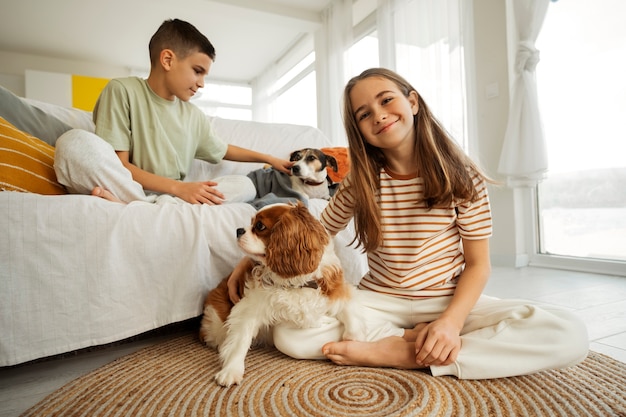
[414,317,462,367]
[172,181,225,205]
[227,258,254,304]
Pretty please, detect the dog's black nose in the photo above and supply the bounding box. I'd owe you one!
[291,165,300,174]
[236,228,245,238]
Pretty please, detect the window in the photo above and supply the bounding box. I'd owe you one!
[193,81,252,121]
[270,53,317,127]
[273,70,317,127]
[348,31,379,75]
[254,38,317,127]
[535,0,626,266]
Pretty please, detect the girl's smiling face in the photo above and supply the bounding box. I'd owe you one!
[350,76,419,152]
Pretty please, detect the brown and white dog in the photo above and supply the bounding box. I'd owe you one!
[289,148,338,200]
[199,202,365,387]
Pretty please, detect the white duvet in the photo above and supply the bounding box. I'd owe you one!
[0,109,366,366]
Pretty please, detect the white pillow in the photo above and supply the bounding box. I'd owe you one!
[22,98,95,133]
[186,117,333,181]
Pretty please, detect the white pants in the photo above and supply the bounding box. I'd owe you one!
[273,290,589,380]
[54,129,256,204]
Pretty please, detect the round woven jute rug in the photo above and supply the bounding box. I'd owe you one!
[22,333,626,417]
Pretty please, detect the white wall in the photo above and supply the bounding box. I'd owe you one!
[469,0,523,267]
[0,50,130,96]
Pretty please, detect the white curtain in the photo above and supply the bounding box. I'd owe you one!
[251,64,278,122]
[315,0,353,146]
[376,0,467,147]
[376,0,396,69]
[498,0,550,187]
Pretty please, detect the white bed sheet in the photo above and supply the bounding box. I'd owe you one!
[0,192,366,366]
[0,103,367,366]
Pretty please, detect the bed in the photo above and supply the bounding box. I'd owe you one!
[0,86,367,367]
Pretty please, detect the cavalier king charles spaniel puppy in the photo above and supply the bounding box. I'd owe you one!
[199,202,365,387]
[289,148,338,200]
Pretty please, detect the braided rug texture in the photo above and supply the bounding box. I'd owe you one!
[22,333,626,417]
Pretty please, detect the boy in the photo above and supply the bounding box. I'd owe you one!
[54,19,292,204]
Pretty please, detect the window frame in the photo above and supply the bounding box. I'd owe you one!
[522,188,626,276]
[524,1,626,277]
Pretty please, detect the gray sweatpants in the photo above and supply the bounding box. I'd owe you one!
[54,129,256,204]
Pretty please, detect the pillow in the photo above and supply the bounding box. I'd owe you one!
[321,147,350,183]
[0,117,67,195]
[23,97,95,133]
[197,117,335,179]
[0,85,72,146]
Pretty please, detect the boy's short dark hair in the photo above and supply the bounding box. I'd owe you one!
[149,19,216,65]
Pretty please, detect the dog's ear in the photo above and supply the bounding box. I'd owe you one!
[316,264,349,300]
[265,203,329,277]
[324,154,339,172]
[289,150,302,162]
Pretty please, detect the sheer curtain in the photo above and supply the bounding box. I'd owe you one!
[315,0,353,146]
[255,0,467,148]
[251,65,278,122]
[376,0,468,147]
[498,0,550,187]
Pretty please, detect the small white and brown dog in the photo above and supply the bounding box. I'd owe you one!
[199,202,365,387]
[289,148,338,200]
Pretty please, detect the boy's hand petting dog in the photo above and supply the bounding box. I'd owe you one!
[172,180,226,205]
[267,155,293,175]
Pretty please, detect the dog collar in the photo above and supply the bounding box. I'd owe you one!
[300,178,326,186]
[303,280,318,289]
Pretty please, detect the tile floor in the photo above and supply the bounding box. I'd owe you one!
[1,266,625,417]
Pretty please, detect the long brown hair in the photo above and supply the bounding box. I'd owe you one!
[342,68,491,252]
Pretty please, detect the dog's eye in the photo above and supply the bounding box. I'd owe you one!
[307,155,317,162]
[254,221,266,232]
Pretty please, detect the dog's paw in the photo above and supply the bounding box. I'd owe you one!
[215,367,244,387]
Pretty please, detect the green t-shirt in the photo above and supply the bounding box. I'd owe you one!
[93,77,227,180]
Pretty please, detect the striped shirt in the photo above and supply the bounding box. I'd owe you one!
[320,168,492,299]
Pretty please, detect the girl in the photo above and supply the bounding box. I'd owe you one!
[231,68,588,379]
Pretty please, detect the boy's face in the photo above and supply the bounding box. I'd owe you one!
[165,50,212,102]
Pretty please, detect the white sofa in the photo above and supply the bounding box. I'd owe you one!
[0,93,366,366]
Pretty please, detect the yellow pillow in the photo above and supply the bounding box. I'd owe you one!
[0,116,67,195]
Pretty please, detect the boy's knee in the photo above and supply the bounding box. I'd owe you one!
[56,128,89,146]
[214,175,257,203]
[56,129,111,161]
[55,129,81,158]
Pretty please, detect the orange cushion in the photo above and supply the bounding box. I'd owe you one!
[0,116,67,195]
[321,147,350,183]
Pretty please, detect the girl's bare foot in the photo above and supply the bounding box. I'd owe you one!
[91,187,124,204]
[322,336,425,369]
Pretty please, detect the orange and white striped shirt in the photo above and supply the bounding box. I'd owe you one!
[320,168,492,299]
